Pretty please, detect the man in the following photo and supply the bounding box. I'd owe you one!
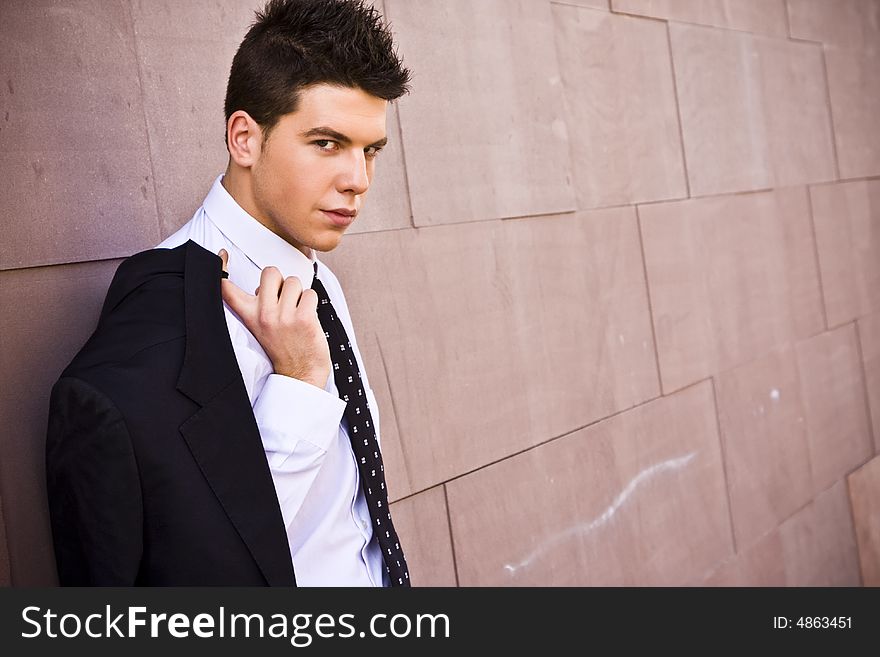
[45,0,411,586]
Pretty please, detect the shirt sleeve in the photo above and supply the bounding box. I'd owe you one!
[252,373,347,527]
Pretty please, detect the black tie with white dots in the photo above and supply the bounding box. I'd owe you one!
[310,263,410,587]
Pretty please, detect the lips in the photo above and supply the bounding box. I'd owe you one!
[321,209,356,227]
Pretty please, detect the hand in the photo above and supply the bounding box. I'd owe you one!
[218,249,331,390]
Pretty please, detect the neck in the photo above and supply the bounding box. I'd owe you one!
[221,165,256,222]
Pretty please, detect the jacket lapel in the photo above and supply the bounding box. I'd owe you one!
[176,240,296,586]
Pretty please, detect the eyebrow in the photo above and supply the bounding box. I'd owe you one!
[300,126,388,149]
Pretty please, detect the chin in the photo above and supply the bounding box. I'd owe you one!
[310,232,345,253]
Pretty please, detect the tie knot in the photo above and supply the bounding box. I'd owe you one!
[311,261,324,294]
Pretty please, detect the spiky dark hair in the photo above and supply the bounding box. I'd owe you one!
[224,0,410,140]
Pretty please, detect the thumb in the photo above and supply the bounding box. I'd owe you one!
[218,248,229,273]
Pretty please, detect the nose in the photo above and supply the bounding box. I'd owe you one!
[338,150,370,196]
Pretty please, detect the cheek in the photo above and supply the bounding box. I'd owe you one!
[283,175,322,211]
[298,167,337,200]
[257,148,336,211]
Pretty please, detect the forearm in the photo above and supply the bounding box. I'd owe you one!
[253,373,346,527]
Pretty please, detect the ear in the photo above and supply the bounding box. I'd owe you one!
[226,110,264,169]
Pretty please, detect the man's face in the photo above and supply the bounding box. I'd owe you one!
[249,84,388,254]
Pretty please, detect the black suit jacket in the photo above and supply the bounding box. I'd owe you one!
[46,240,297,585]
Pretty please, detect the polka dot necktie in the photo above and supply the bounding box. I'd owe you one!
[311,263,410,587]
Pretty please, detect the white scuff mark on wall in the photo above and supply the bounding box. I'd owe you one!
[503,451,698,576]
[770,388,780,401]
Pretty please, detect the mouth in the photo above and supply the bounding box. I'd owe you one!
[321,209,357,228]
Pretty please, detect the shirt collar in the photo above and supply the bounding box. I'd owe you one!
[203,174,318,286]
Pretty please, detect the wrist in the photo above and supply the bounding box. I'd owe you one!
[274,366,327,390]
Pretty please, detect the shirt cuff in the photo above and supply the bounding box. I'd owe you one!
[253,374,346,454]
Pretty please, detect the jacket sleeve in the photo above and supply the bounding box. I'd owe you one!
[45,376,144,585]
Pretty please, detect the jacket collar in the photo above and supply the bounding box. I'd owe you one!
[176,239,239,405]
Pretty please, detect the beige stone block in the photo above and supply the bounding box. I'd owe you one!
[446,381,732,585]
[556,0,609,9]
[703,530,786,586]
[551,4,687,209]
[0,151,159,270]
[0,0,159,268]
[825,47,880,179]
[385,0,575,225]
[390,487,457,587]
[329,208,659,492]
[715,345,814,548]
[0,259,121,585]
[135,35,241,238]
[810,180,880,328]
[858,312,880,454]
[354,331,413,502]
[707,480,861,586]
[325,209,659,491]
[133,2,264,236]
[669,23,835,196]
[779,480,861,586]
[131,0,258,235]
[795,325,873,494]
[0,0,146,153]
[639,188,824,392]
[128,0,259,39]
[612,0,789,37]
[847,455,880,585]
[788,0,880,50]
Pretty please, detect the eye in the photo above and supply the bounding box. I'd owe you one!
[364,145,384,159]
[313,139,338,152]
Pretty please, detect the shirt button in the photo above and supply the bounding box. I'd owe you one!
[361,518,369,530]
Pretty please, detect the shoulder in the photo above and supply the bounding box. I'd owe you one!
[102,244,188,323]
[62,245,191,379]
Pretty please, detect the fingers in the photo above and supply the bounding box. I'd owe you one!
[215,255,314,328]
[278,275,305,323]
[297,288,319,316]
[259,266,284,297]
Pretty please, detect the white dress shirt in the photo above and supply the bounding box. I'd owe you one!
[157,175,388,587]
